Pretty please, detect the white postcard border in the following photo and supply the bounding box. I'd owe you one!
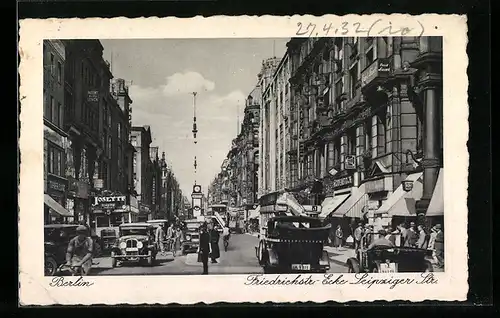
[19,14,469,305]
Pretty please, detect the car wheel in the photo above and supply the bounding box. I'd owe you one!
[110,251,117,268]
[347,258,360,273]
[372,266,379,273]
[423,260,434,273]
[45,256,57,276]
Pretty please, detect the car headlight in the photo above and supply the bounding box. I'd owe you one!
[137,241,143,248]
[120,242,126,249]
[186,235,191,241]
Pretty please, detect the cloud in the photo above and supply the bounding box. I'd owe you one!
[127,74,247,196]
[162,71,215,96]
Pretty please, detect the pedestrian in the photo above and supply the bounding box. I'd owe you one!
[353,223,363,252]
[155,224,165,253]
[427,226,439,264]
[209,222,220,263]
[397,223,408,247]
[174,226,182,253]
[166,223,175,255]
[334,225,343,250]
[417,225,429,249]
[434,224,444,268]
[406,222,419,247]
[197,222,211,275]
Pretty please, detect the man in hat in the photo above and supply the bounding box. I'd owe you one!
[353,223,363,252]
[434,224,444,268]
[66,225,94,276]
[406,221,418,247]
[367,229,395,250]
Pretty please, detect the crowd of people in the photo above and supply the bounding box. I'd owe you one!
[331,221,445,269]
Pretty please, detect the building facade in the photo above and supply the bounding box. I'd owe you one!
[43,40,71,224]
[284,36,443,230]
[131,125,153,221]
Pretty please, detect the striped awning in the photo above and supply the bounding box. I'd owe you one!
[331,184,368,218]
[378,172,423,216]
[319,194,350,218]
[426,168,444,216]
[44,194,72,217]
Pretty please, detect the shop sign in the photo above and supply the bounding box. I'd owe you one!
[361,58,391,88]
[68,178,89,199]
[345,155,356,170]
[332,175,354,189]
[365,178,386,193]
[93,195,126,207]
[87,90,99,103]
[47,175,68,193]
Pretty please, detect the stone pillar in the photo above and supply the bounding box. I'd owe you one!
[416,85,441,215]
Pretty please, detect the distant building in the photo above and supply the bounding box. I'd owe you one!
[131,125,153,221]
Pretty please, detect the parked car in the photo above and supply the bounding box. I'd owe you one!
[181,220,202,255]
[255,215,331,274]
[110,223,158,267]
[44,224,102,276]
[346,232,434,273]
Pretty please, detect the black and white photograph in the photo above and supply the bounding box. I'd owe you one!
[19,15,468,305]
[42,36,444,277]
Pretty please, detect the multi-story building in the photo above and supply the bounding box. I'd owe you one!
[43,40,71,224]
[158,152,183,221]
[63,40,112,225]
[259,55,293,195]
[149,146,161,219]
[285,36,443,230]
[131,125,153,221]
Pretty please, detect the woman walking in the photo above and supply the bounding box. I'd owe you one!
[334,225,343,250]
[209,222,221,264]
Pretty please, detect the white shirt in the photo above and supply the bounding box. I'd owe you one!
[223,227,229,236]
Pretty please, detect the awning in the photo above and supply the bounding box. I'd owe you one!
[426,168,444,216]
[249,206,260,219]
[44,194,72,217]
[319,194,350,218]
[332,184,368,218]
[377,172,423,216]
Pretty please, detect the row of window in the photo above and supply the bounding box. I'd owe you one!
[47,144,65,177]
[43,90,64,128]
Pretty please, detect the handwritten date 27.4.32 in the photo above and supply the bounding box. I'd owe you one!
[296,20,425,38]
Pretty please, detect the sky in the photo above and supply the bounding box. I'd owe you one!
[100,38,289,197]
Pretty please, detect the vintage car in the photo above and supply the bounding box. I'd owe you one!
[181,220,202,255]
[110,223,158,267]
[255,215,331,274]
[346,232,434,273]
[44,224,102,276]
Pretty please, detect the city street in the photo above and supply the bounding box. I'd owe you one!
[91,233,348,275]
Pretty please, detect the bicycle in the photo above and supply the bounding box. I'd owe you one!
[55,260,100,276]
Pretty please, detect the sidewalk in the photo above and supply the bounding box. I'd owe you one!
[246,232,259,238]
[324,246,355,267]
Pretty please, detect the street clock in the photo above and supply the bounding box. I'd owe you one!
[193,185,201,193]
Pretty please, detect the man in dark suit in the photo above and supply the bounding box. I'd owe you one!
[198,222,211,275]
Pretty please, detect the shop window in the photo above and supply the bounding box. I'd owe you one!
[347,128,356,155]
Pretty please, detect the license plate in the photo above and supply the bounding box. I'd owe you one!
[126,247,138,252]
[291,264,311,270]
[380,263,397,273]
[192,239,199,242]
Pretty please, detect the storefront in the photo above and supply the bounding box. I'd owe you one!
[425,168,444,227]
[138,203,151,222]
[376,172,424,230]
[66,178,90,224]
[92,194,138,237]
[45,174,71,224]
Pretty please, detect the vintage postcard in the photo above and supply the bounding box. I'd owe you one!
[19,14,469,305]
